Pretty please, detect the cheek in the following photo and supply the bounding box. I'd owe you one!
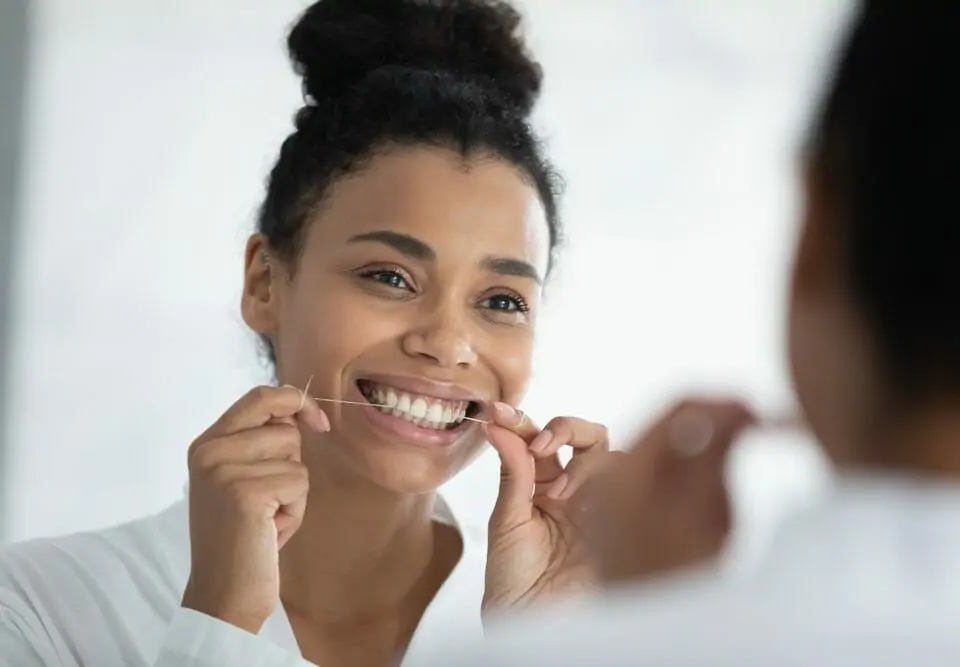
[277,280,399,388]
[787,297,822,414]
[489,331,535,406]
[788,293,871,458]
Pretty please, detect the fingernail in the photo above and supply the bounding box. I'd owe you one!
[493,402,518,422]
[529,429,553,453]
[547,474,569,500]
[669,409,714,458]
[304,408,330,433]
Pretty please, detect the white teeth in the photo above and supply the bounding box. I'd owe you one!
[426,403,444,422]
[385,390,399,408]
[364,382,471,431]
[410,398,428,419]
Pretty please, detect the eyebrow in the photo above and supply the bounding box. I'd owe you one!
[348,230,542,285]
[483,257,542,285]
[348,230,435,261]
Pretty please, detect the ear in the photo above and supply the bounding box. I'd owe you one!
[791,158,840,298]
[240,234,282,336]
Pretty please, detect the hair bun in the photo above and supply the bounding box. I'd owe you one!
[287,0,542,116]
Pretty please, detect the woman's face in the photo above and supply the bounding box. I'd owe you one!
[243,146,550,493]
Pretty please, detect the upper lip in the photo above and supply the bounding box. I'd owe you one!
[358,374,484,403]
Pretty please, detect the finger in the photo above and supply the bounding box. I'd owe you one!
[528,416,610,459]
[527,416,609,486]
[623,397,753,463]
[486,423,536,527]
[696,402,757,463]
[533,453,565,483]
[489,402,540,441]
[277,494,309,549]
[189,423,302,470]
[208,459,309,485]
[203,385,330,441]
[552,448,623,501]
[218,461,311,548]
[662,400,755,464]
[239,470,310,517]
[210,461,310,513]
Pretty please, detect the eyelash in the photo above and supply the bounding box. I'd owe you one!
[358,267,414,291]
[357,267,531,314]
[481,293,530,314]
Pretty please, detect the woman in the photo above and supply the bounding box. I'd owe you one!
[0,1,617,665]
[426,3,960,665]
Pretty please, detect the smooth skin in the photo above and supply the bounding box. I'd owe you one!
[180,147,614,666]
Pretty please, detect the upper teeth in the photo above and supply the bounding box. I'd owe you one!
[365,384,469,431]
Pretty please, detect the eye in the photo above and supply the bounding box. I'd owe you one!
[359,268,413,291]
[480,293,530,313]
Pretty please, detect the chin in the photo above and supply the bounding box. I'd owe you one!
[347,437,487,495]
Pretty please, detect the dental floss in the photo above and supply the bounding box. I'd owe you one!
[292,377,797,434]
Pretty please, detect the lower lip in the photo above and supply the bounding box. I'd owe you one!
[360,402,476,447]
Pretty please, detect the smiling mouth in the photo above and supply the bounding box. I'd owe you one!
[357,380,481,431]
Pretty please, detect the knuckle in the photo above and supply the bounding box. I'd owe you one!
[186,440,203,465]
[187,436,204,459]
[206,463,234,487]
[263,423,300,452]
[189,448,214,473]
[286,468,311,496]
[188,439,219,473]
[278,423,303,446]
[227,478,262,511]
[248,384,275,404]
[545,416,574,436]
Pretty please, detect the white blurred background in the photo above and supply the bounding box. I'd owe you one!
[1,0,853,564]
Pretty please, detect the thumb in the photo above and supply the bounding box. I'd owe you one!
[486,424,536,530]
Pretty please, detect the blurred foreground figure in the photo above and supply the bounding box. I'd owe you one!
[416,3,960,665]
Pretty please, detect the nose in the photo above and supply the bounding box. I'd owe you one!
[401,308,478,369]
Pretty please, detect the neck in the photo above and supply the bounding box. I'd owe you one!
[857,399,960,479]
[278,455,440,622]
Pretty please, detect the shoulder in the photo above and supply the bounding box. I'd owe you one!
[0,499,190,594]
[0,500,191,663]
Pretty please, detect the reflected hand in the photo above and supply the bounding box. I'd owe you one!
[585,398,755,584]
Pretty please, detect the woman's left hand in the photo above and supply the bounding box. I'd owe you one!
[482,402,613,615]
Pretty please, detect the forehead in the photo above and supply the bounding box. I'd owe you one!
[305,147,550,276]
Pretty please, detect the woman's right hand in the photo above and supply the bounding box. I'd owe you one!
[179,385,330,634]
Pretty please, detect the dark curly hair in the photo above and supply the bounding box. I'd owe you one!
[810,2,960,401]
[259,0,560,266]
[255,0,561,368]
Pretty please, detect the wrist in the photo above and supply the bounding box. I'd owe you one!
[180,582,268,635]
